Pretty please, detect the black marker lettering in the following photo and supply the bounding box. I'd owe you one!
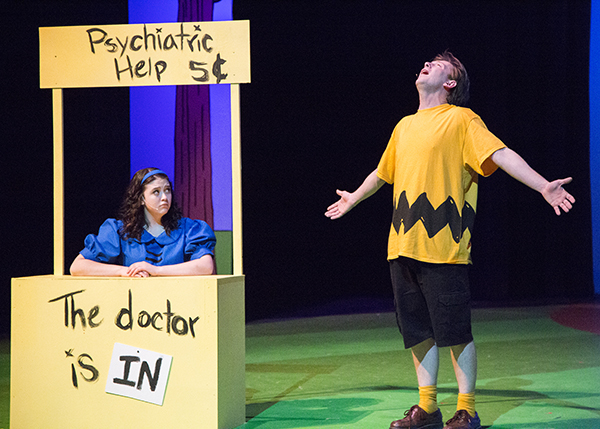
[78,354,99,382]
[114,56,134,81]
[172,316,188,336]
[104,37,118,54]
[186,34,199,52]
[113,355,139,387]
[155,60,167,82]
[138,310,151,328]
[88,305,103,328]
[48,290,86,329]
[213,53,228,84]
[189,316,199,338]
[134,59,148,78]
[151,312,163,331]
[71,363,78,388]
[156,30,163,50]
[86,28,107,54]
[130,35,143,52]
[163,34,177,50]
[137,358,162,392]
[190,61,209,82]
[163,300,174,334]
[202,34,213,53]
[176,23,191,51]
[144,24,156,51]
[115,289,133,330]
[116,36,129,58]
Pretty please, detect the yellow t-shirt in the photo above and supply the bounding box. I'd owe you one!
[376,103,506,264]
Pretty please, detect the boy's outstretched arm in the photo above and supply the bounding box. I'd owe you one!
[490,147,576,215]
[325,169,385,219]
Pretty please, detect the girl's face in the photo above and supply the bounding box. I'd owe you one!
[142,176,172,222]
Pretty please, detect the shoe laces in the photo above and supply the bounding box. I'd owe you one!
[447,409,470,424]
[404,404,420,418]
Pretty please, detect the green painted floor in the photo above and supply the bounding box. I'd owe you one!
[1,305,599,428]
[241,305,600,428]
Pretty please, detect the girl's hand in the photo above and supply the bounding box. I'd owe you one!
[127,261,161,277]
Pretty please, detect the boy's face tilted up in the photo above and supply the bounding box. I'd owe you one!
[416,60,456,93]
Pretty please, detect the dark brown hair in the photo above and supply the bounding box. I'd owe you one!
[433,50,470,106]
[117,167,182,240]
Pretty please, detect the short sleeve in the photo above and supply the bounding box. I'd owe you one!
[463,116,507,177]
[183,219,217,261]
[377,122,400,184]
[80,219,123,264]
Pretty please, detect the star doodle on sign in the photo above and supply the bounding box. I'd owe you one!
[65,349,74,358]
[194,25,202,31]
[156,28,162,33]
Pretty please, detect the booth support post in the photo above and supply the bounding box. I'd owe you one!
[53,88,64,276]
[231,84,243,275]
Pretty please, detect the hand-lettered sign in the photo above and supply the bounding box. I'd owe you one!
[39,21,250,88]
[106,343,173,406]
[12,276,246,427]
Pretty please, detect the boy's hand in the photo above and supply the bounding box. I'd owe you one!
[541,177,575,215]
[325,190,356,219]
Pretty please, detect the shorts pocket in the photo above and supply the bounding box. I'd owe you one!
[435,291,473,346]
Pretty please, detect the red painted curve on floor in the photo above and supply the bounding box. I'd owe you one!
[550,303,600,335]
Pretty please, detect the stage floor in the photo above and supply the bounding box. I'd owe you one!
[1,303,599,428]
[242,304,600,429]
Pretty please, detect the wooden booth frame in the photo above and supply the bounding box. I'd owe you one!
[11,21,250,429]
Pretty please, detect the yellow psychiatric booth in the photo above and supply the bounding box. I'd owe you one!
[12,21,250,429]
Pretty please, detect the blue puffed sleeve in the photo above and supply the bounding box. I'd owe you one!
[80,219,123,264]
[182,218,217,261]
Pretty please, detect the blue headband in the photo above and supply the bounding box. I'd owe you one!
[141,169,167,184]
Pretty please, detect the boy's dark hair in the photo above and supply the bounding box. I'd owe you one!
[434,50,470,106]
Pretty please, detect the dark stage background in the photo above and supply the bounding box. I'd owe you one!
[1,0,593,336]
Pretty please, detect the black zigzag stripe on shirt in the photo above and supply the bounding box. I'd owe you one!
[392,191,475,244]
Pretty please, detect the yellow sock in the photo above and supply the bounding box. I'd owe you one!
[418,385,438,414]
[456,392,476,417]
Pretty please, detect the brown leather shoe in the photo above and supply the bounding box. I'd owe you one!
[390,405,444,428]
[443,410,482,429]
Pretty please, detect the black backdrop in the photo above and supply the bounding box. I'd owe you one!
[2,1,131,339]
[233,0,593,319]
[1,1,593,336]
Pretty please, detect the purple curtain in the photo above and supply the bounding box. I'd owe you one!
[175,0,214,227]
